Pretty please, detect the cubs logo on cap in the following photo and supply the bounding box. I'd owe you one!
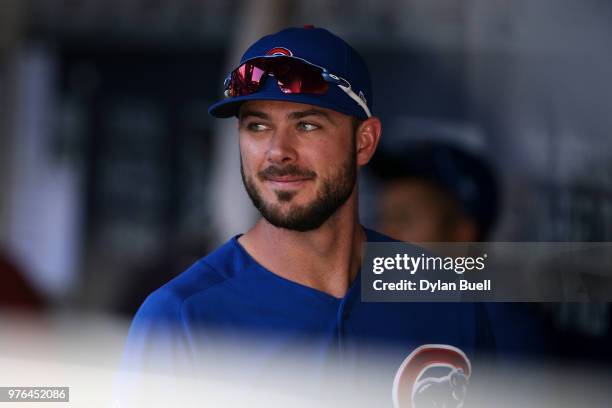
[266,47,293,56]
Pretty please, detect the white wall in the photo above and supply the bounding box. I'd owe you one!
[3,46,83,300]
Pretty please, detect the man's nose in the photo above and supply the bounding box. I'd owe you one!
[266,129,297,164]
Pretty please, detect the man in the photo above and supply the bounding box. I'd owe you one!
[371,141,499,243]
[119,26,503,406]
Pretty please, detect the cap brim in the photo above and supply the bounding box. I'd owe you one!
[208,86,369,119]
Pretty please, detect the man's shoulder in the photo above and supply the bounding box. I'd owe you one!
[136,237,244,319]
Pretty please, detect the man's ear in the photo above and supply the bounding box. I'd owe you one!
[355,117,382,166]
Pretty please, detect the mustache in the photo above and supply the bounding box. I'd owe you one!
[257,165,317,181]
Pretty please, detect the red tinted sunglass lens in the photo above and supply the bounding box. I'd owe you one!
[226,57,329,97]
[271,59,328,94]
[228,63,266,97]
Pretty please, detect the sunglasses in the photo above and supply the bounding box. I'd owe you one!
[223,56,372,118]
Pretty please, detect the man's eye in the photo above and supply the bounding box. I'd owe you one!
[247,123,269,131]
[298,122,320,131]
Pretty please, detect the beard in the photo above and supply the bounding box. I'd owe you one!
[241,142,357,232]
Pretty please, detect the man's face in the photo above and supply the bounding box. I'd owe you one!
[380,179,463,243]
[238,100,357,232]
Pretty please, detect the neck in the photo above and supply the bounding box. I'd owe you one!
[238,192,365,298]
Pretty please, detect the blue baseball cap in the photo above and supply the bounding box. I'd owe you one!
[208,26,373,120]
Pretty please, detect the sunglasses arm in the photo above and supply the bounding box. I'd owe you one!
[337,85,372,118]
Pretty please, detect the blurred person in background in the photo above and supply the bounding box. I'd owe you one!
[371,140,554,360]
[370,141,499,244]
[371,140,612,365]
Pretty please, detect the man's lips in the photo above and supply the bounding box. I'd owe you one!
[264,176,313,188]
[264,176,312,190]
[257,165,317,189]
[266,176,312,182]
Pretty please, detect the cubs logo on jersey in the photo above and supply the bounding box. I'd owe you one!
[393,344,471,408]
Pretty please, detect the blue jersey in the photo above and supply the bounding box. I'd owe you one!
[118,228,543,405]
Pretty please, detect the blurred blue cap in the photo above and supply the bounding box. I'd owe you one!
[208,26,373,119]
